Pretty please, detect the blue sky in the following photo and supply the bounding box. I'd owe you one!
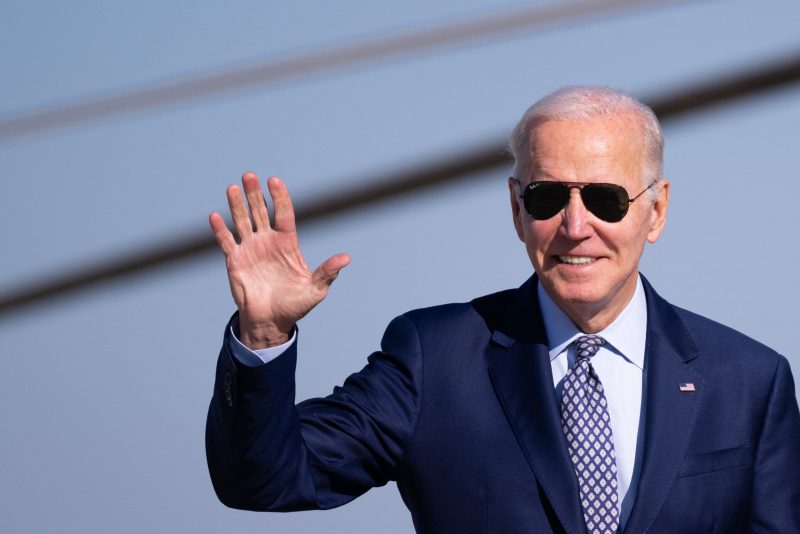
[1,1,799,532]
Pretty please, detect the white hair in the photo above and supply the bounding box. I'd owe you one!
[508,86,664,198]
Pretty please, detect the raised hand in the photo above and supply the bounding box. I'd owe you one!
[209,172,350,349]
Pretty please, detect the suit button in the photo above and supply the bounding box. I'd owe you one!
[224,372,232,386]
[225,390,233,407]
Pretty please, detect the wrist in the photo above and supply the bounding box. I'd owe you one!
[238,315,294,349]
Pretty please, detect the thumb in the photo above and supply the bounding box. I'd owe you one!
[311,253,351,291]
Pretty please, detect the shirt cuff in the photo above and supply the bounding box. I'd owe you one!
[228,318,297,367]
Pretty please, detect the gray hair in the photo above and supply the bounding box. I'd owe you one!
[508,86,664,197]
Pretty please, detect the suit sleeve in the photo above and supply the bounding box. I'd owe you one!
[205,313,423,511]
[750,355,800,531]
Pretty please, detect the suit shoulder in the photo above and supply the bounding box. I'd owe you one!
[673,305,783,364]
[397,287,518,336]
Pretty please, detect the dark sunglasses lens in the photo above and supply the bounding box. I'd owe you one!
[582,184,629,222]
[524,182,569,220]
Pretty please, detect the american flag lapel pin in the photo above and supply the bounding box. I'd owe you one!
[679,382,696,392]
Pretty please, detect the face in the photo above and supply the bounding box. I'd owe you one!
[509,114,669,332]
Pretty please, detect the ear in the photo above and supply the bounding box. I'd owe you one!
[509,178,525,242]
[646,179,670,243]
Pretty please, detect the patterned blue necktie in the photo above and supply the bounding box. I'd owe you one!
[560,335,619,534]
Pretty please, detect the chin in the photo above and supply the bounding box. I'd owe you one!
[541,276,601,304]
[556,287,607,309]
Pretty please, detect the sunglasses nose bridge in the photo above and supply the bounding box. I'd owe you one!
[560,185,594,238]
[565,184,591,215]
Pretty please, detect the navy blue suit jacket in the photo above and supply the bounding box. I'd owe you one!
[206,276,800,533]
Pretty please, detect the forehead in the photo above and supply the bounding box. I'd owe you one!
[528,114,647,183]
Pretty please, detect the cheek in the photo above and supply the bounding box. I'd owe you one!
[524,223,551,251]
[614,208,653,250]
[617,228,651,264]
[523,223,560,266]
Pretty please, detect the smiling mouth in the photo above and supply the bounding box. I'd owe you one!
[557,255,597,265]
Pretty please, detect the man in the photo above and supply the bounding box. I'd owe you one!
[206,86,800,533]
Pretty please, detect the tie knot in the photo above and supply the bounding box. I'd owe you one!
[574,334,605,360]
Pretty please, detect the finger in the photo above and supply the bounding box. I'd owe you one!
[208,212,237,255]
[311,253,351,291]
[267,176,297,233]
[242,171,270,232]
[226,184,253,239]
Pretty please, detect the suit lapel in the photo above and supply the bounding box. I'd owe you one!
[481,277,586,534]
[623,277,704,533]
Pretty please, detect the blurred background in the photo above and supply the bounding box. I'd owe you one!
[1,1,798,532]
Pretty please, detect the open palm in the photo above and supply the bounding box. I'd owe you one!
[209,172,350,348]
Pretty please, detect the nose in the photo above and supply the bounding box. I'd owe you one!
[559,187,594,240]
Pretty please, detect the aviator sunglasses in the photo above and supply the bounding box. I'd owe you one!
[511,178,658,223]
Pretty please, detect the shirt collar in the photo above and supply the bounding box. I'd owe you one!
[537,275,647,370]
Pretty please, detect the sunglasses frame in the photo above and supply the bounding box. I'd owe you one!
[511,178,658,223]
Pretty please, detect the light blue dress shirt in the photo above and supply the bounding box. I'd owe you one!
[229,321,296,366]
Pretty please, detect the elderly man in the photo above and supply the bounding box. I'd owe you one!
[206,86,800,533]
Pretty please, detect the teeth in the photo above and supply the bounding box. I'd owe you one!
[558,256,595,265]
